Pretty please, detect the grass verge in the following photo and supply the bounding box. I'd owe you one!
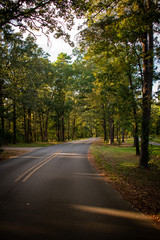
[4,141,63,148]
[150,135,160,144]
[0,149,30,161]
[89,139,160,229]
[0,141,62,161]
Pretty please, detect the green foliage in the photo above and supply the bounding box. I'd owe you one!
[77,0,160,166]
[0,29,97,144]
[0,0,88,46]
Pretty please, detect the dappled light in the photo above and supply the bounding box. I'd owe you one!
[57,153,88,159]
[71,204,147,221]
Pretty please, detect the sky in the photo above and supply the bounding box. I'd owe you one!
[34,19,83,62]
[36,36,73,61]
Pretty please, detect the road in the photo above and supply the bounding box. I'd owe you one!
[0,138,160,240]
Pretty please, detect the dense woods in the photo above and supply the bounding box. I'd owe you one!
[0,31,95,144]
[0,0,160,168]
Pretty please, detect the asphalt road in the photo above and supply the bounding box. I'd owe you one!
[0,138,160,240]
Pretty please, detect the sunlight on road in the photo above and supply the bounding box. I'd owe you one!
[58,153,88,158]
[58,153,87,156]
[71,204,147,221]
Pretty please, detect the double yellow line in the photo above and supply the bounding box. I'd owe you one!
[15,151,61,183]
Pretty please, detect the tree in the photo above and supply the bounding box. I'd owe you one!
[0,0,87,46]
[0,30,25,144]
[116,42,142,154]
[52,53,73,141]
[70,52,96,139]
[0,29,53,144]
[78,0,160,167]
[0,26,98,145]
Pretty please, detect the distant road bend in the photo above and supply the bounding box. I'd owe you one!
[0,138,160,240]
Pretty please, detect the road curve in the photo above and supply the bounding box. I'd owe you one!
[0,138,159,240]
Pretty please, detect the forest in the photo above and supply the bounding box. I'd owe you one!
[0,0,160,168]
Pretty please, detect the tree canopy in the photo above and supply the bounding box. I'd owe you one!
[77,0,160,167]
[0,0,87,45]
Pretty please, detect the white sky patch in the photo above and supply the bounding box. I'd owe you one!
[34,19,84,62]
[36,36,73,61]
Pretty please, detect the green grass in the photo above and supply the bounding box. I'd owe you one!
[91,140,160,178]
[90,140,160,225]
[150,135,160,144]
[90,142,140,178]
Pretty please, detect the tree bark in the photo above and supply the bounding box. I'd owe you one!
[23,106,27,142]
[67,113,70,140]
[39,114,44,142]
[27,108,32,143]
[102,103,108,141]
[140,26,153,167]
[62,115,65,142]
[103,115,107,142]
[127,65,140,155]
[134,124,140,155]
[0,110,5,145]
[122,128,125,143]
[72,116,76,140]
[117,124,120,145]
[33,113,37,142]
[44,113,49,142]
[13,103,16,144]
[109,117,114,144]
[0,80,5,145]
[57,115,60,142]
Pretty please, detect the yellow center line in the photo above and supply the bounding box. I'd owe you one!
[22,151,61,182]
[15,151,61,183]
[15,153,56,182]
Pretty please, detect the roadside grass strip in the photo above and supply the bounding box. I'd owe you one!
[90,140,160,227]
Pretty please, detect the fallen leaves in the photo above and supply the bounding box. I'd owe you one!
[88,142,160,229]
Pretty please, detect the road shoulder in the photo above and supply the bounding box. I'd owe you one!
[0,147,41,162]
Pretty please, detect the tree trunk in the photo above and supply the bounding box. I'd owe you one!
[0,80,5,145]
[134,124,140,156]
[39,114,44,142]
[23,106,27,143]
[127,65,140,155]
[122,128,125,143]
[72,117,76,140]
[67,113,70,140]
[27,108,32,143]
[156,120,160,135]
[109,118,114,144]
[103,115,107,142]
[62,115,65,142]
[117,124,120,145]
[33,113,37,142]
[57,115,60,142]
[0,111,5,145]
[44,113,49,142]
[13,103,16,144]
[140,27,153,167]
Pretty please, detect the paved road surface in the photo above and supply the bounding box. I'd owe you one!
[0,138,160,240]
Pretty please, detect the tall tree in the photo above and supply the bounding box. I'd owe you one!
[52,53,73,141]
[0,30,52,144]
[78,0,160,167]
